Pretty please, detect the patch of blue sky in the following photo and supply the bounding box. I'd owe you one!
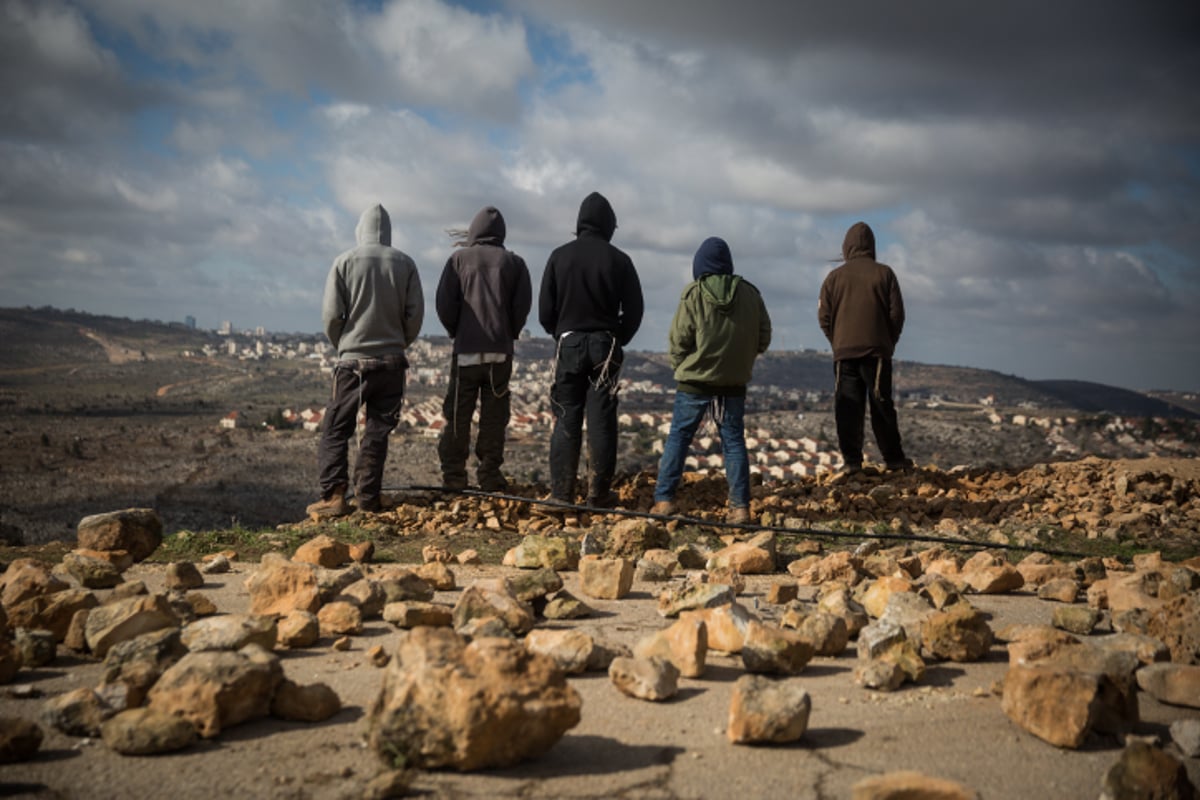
[83,8,205,85]
[132,108,176,156]
[523,20,595,96]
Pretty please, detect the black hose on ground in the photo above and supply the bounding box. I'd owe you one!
[385,483,1093,560]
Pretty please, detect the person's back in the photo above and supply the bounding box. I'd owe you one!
[323,204,423,360]
[539,192,643,346]
[817,221,904,361]
[671,272,770,395]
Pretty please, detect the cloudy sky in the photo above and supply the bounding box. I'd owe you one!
[3,1,1198,391]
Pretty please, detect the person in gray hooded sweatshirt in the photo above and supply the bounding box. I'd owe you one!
[435,206,532,492]
[307,204,424,517]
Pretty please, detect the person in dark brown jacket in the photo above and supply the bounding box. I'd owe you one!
[818,221,911,472]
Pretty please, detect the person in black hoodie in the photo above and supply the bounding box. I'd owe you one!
[538,192,644,506]
[435,206,532,492]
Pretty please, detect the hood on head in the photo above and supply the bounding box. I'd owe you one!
[356,204,391,246]
[842,221,875,261]
[467,206,505,246]
[692,236,734,280]
[576,192,617,240]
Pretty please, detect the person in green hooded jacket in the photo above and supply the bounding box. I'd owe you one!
[651,237,771,523]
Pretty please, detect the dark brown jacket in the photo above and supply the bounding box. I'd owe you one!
[817,222,905,360]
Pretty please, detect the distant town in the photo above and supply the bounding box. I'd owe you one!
[192,320,1200,477]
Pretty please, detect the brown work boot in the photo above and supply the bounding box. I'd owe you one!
[306,487,349,519]
[726,506,751,525]
[650,500,676,516]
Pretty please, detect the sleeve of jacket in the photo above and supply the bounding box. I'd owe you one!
[537,260,558,337]
[757,291,772,355]
[667,287,695,371]
[321,262,346,348]
[617,256,645,346]
[817,273,834,341]
[510,255,533,340]
[887,268,905,344]
[403,261,424,345]
[435,257,461,338]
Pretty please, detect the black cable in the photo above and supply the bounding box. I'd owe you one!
[385,484,1092,559]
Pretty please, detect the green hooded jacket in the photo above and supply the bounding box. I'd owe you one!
[669,273,771,396]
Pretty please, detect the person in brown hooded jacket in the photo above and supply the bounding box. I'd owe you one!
[818,221,911,472]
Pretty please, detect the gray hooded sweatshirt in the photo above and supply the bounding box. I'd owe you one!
[322,205,424,360]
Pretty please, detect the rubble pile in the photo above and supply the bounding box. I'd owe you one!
[0,455,1198,796]
[342,457,1200,551]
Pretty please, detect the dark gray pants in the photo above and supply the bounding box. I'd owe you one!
[834,356,906,467]
[549,331,622,503]
[437,357,512,490]
[317,357,406,506]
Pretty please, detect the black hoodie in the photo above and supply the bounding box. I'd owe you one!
[538,192,644,346]
[817,221,905,360]
[435,206,532,356]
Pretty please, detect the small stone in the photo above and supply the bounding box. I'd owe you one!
[0,716,44,763]
[317,601,363,636]
[276,610,320,648]
[331,636,351,651]
[294,535,352,569]
[1100,740,1194,800]
[727,674,811,744]
[1052,605,1103,635]
[368,645,390,668]
[579,556,634,600]
[608,656,679,701]
[165,562,204,591]
[270,679,341,722]
[100,708,196,755]
[851,770,978,800]
[1169,718,1200,758]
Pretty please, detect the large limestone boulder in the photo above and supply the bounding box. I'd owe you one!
[1146,591,1200,665]
[452,579,535,636]
[1001,640,1139,748]
[634,617,707,678]
[605,518,670,559]
[1,559,68,610]
[367,627,581,771]
[76,509,162,562]
[244,554,320,616]
[147,644,284,738]
[6,588,98,642]
[727,674,811,745]
[84,594,179,659]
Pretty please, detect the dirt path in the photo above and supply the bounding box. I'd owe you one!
[2,561,1197,800]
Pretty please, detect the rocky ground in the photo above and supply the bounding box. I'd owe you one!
[0,458,1198,799]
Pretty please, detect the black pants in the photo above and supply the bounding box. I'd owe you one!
[834,356,907,467]
[549,331,622,503]
[437,357,512,490]
[317,358,406,505]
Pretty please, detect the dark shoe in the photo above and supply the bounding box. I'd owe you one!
[478,474,509,493]
[650,500,676,516]
[886,459,915,472]
[306,487,349,519]
[726,506,751,525]
[587,492,619,510]
[354,497,381,513]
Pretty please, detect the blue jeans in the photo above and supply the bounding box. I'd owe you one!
[653,391,750,508]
